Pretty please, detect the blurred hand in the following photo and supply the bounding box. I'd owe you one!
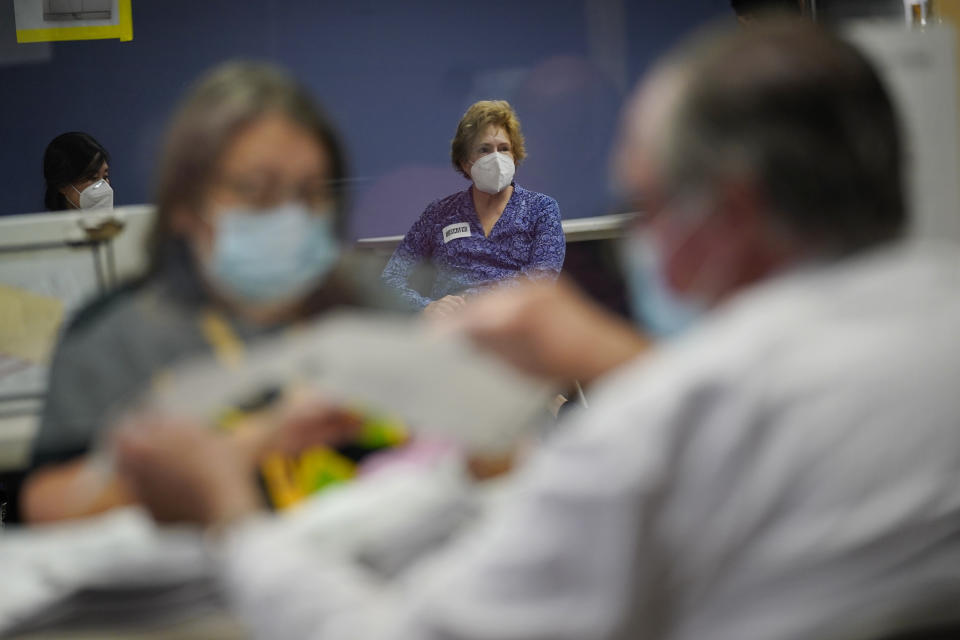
[114,414,262,527]
[423,295,467,320]
[445,279,649,385]
[230,389,364,464]
[269,389,364,455]
[466,451,517,481]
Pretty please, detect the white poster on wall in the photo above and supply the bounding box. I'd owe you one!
[12,0,132,43]
[14,0,117,30]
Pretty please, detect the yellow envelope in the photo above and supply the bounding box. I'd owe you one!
[0,284,64,364]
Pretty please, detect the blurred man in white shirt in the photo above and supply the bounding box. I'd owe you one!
[116,20,960,640]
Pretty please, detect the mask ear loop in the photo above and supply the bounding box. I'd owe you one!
[624,192,741,311]
[64,183,85,209]
[673,192,755,306]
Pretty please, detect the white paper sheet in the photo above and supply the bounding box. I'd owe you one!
[147,312,554,455]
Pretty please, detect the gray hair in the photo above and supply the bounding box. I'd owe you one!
[659,20,905,255]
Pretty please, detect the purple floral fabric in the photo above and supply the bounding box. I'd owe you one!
[381,184,565,309]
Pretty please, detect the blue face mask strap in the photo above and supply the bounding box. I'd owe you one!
[621,195,724,338]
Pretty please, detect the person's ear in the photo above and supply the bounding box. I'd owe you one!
[171,205,217,257]
[715,179,797,282]
[170,205,212,238]
[461,160,472,177]
[715,178,767,233]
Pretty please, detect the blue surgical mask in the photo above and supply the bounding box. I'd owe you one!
[623,233,704,339]
[206,203,341,304]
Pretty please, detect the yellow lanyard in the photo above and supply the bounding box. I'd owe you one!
[191,309,404,510]
[199,309,246,370]
[149,309,246,398]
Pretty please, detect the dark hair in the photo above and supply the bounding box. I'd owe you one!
[43,132,109,211]
[731,0,802,17]
[661,20,905,255]
[148,61,349,276]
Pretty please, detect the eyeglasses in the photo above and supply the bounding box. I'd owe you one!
[213,174,336,211]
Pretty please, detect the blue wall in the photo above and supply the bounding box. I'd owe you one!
[0,0,730,238]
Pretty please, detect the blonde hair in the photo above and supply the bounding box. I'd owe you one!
[450,100,526,178]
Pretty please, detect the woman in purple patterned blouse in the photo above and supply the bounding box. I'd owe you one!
[381,100,565,316]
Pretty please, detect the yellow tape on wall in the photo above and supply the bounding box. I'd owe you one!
[16,0,132,43]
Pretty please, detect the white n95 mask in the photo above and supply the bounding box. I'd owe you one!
[470,152,515,194]
[205,202,341,305]
[73,179,114,210]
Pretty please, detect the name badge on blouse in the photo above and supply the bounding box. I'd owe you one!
[442,222,471,244]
